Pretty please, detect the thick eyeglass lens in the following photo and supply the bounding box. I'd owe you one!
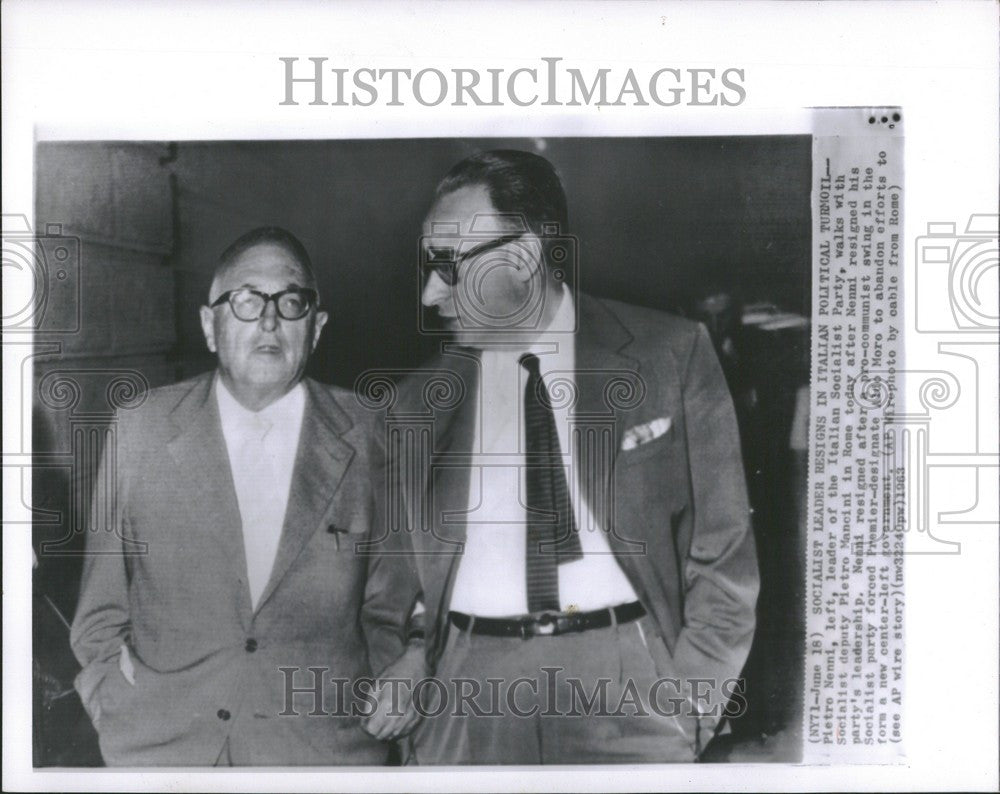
[275,291,309,319]
[226,288,313,321]
[425,247,458,285]
[230,289,266,320]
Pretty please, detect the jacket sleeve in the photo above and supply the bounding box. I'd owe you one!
[671,324,760,731]
[359,412,422,677]
[69,411,135,727]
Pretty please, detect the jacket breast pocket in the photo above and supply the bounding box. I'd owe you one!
[321,478,374,549]
[618,432,673,466]
[613,425,691,520]
[324,516,370,553]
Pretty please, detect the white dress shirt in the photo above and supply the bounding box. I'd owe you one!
[216,377,306,609]
[449,287,639,617]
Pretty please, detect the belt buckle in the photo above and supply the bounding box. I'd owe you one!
[534,611,560,636]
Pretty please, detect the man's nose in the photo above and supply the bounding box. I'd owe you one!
[258,299,279,331]
[421,270,451,307]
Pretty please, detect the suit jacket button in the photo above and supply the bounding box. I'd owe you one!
[217,709,231,721]
[245,638,258,653]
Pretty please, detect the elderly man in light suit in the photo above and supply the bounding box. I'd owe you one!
[382,150,759,764]
[71,227,420,765]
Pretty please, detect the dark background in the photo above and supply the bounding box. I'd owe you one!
[31,137,811,764]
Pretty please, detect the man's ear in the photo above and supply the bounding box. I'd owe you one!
[312,310,329,351]
[199,305,217,353]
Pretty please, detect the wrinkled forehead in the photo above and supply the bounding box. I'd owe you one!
[214,243,312,294]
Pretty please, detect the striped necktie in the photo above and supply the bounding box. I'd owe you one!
[520,353,583,613]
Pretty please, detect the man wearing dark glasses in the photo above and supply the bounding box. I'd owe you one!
[71,227,419,765]
[388,150,758,764]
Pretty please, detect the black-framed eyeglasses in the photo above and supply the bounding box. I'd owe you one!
[210,287,318,322]
[423,232,527,286]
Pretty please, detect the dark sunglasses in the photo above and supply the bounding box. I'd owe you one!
[423,233,527,286]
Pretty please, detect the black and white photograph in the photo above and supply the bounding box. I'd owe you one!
[3,2,998,792]
[30,137,809,767]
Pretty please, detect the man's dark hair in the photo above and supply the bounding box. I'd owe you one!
[211,226,317,299]
[435,149,569,235]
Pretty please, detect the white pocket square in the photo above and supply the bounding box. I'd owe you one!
[620,417,672,451]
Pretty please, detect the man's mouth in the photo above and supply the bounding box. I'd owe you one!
[254,342,282,354]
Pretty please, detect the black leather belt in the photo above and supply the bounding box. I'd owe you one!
[449,601,646,639]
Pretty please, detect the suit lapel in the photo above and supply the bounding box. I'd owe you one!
[255,379,355,611]
[166,373,254,628]
[572,294,646,557]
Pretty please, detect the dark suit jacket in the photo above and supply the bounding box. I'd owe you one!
[71,373,419,765]
[392,293,759,731]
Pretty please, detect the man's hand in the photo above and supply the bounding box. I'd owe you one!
[361,643,427,742]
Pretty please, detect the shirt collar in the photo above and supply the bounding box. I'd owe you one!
[532,284,575,340]
[215,375,306,434]
[478,285,575,358]
[526,285,575,364]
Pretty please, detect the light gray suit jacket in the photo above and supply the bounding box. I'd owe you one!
[71,373,419,765]
[392,294,759,735]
